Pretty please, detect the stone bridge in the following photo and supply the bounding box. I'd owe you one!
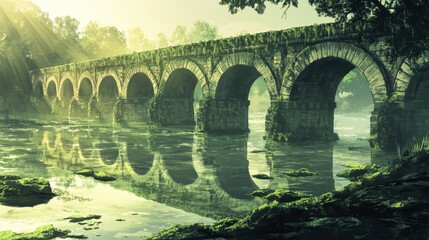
[31,23,429,142]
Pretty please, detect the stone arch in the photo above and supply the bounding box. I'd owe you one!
[96,70,122,98]
[46,76,58,99]
[123,66,158,98]
[59,78,75,102]
[395,51,429,101]
[210,52,278,100]
[77,71,95,102]
[160,59,209,96]
[281,42,389,103]
[59,72,77,98]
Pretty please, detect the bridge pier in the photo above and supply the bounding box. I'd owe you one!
[123,98,152,122]
[403,100,429,142]
[151,97,195,125]
[196,99,250,133]
[268,101,338,141]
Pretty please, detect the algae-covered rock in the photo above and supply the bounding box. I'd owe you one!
[0,175,54,207]
[284,168,317,177]
[0,224,70,240]
[337,164,382,181]
[264,190,312,203]
[64,214,102,223]
[251,189,275,198]
[75,169,95,177]
[75,169,116,181]
[93,171,116,181]
[252,174,273,180]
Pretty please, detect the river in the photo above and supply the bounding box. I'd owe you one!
[0,109,395,239]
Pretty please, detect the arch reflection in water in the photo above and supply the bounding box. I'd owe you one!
[199,134,259,200]
[96,134,119,166]
[152,133,198,185]
[126,137,154,176]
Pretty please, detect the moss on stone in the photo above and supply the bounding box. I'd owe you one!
[75,169,116,181]
[0,175,54,206]
[0,225,70,240]
[263,190,312,203]
[64,214,102,223]
[252,174,273,180]
[93,171,116,181]
[75,169,95,177]
[284,168,317,177]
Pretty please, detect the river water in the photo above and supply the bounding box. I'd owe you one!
[0,110,395,239]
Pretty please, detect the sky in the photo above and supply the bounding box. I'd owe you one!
[30,0,333,39]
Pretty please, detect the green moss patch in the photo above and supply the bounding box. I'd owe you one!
[75,169,116,182]
[284,168,317,177]
[64,214,102,223]
[0,225,71,240]
[0,175,54,207]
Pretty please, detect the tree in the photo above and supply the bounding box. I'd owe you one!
[189,21,220,43]
[170,25,189,46]
[53,16,80,45]
[81,21,127,58]
[156,33,169,48]
[127,27,155,52]
[219,0,429,59]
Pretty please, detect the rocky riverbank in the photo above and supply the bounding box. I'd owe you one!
[149,148,429,239]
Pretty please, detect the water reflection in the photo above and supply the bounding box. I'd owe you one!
[28,118,395,219]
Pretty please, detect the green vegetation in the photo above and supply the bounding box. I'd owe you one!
[0,175,54,206]
[371,97,402,150]
[0,225,71,240]
[149,145,429,239]
[335,69,374,113]
[284,168,317,177]
[75,169,116,181]
[220,0,429,60]
[64,214,102,223]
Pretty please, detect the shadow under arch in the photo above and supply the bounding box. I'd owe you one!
[125,72,155,122]
[97,76,120,121]
[403,64,429,141]
[46,80,57,101]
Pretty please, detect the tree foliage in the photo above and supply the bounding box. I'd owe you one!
[127,28,155,52]
[219,0,429,59]
[81,21,127,58]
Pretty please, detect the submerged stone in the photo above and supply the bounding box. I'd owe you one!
[75,169,116,181]
[93,171,116,181]
[75,169,95,177]
[252,174,273,180]
[0,175,54,207]
[284,168,317,177]
[0,224,70,240]
[64,214,102,223]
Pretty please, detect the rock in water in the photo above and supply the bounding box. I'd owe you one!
[0,175,54,207]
